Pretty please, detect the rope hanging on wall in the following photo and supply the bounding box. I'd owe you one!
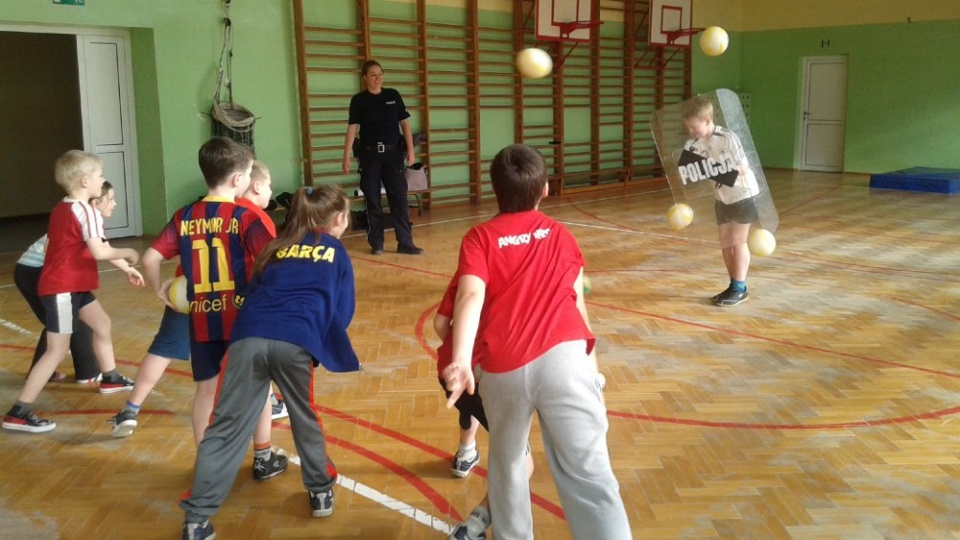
[212,0,256,148]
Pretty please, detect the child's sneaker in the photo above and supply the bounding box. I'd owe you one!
[309,488,335,518]
[99,373,135,394]
[109,409,138,438]
[181,519,215,540]
[447,507,490,540]
[3,409,56,433]
[450,450,480,478]
[253,447,289,480]
[713,287,748,306]
[271,396,289,420]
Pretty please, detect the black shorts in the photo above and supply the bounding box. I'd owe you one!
[715,197,759,225]
[439,378,488,431]
[40,292,97,334]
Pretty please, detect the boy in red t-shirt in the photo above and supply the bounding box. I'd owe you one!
[3,150,140,433]
[141,138,285,479]
[443,144,631,539]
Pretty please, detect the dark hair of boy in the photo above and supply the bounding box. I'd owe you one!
[489,144,548,213]
[253,184,348,277]
[198,137,255,188]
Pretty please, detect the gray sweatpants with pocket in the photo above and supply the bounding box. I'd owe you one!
[479,340,632,540]
[180,337,337,522]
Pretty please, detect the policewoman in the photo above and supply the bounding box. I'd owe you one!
[342,60,423,255]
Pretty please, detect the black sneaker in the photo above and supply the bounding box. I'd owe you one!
[2,409,56,433]
[371,247,384,255]
[110,409,138,438]
[309,488,335,518]
[181,519,215,540]
[397,244,423,255]
[99,373,135,394]
[253,447,289,480]
[713,287,748,306]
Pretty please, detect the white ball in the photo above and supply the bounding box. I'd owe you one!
[516,47,553,79]
[748,228,777,257]
[700,26,729,57]
[168,274,191,314]
[666,203,695,231]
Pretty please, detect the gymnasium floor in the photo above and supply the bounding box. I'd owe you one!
[2,170,959,539]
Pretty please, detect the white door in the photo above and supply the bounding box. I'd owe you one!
[77,34,141,238]
[799,56,847,172]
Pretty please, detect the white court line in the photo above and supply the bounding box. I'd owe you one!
[341,186,673,240]
[289,455,454,534]
[0,318,37,337]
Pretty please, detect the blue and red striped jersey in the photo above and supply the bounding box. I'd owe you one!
[151,196,273,342]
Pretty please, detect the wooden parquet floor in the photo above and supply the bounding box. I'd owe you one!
[2,170,960,539]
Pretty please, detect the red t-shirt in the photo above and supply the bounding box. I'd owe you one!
[235,197,277,237]
[38,199,101,296]
[151,196,272,342]
[456,210,594,374]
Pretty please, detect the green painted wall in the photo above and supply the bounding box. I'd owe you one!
[694,19,960,173]
[0,0,301,234]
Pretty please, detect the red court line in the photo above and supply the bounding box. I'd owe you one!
[608,405,960,430]
[587,299,960,380]
[777,185,843,216]
[271,422,462,522]
[316,404,566,519]
[890,297,960,321]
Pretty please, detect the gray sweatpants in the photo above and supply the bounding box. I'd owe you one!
[479,340,632,540]
[180,338,337,522]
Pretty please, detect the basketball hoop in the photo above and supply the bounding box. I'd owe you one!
[557,19,602,40]
[663,27,704,45]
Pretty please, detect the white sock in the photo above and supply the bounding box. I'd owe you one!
[457,441,477,460]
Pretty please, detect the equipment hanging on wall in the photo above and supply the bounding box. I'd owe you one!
[211,0,256,149]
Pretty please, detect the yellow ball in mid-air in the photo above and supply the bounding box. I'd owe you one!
[700,26,729,57]
[666,203,695,231]
[748,228,777,257]
[168,274,191,314]
[516,47,553,79]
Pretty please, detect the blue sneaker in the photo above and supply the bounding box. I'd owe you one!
[182,519,215,540]
[450,451,480,478]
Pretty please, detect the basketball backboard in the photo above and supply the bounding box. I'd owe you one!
[649,0,692,47]
[535,0,595,43]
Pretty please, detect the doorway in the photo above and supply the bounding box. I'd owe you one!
[0,25,141,251]
[798,56,848,172]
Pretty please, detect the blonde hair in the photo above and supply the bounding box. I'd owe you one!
[682,96,714,121]
[251,160,270,184]
[54,150,102,192]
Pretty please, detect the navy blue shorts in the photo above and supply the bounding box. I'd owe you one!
[40,292,96,334]
[148,306,190,362]
[190,340,228,382]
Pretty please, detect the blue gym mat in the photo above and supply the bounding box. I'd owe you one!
[869,167,960,194]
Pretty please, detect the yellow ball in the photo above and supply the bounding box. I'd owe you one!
[748,228,777,257]
[168,274,191,314]
[700,26,729,57]
[516,47,553,79]
[666,203,695,231]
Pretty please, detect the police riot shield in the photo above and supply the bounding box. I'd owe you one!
[650,89,778,241]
